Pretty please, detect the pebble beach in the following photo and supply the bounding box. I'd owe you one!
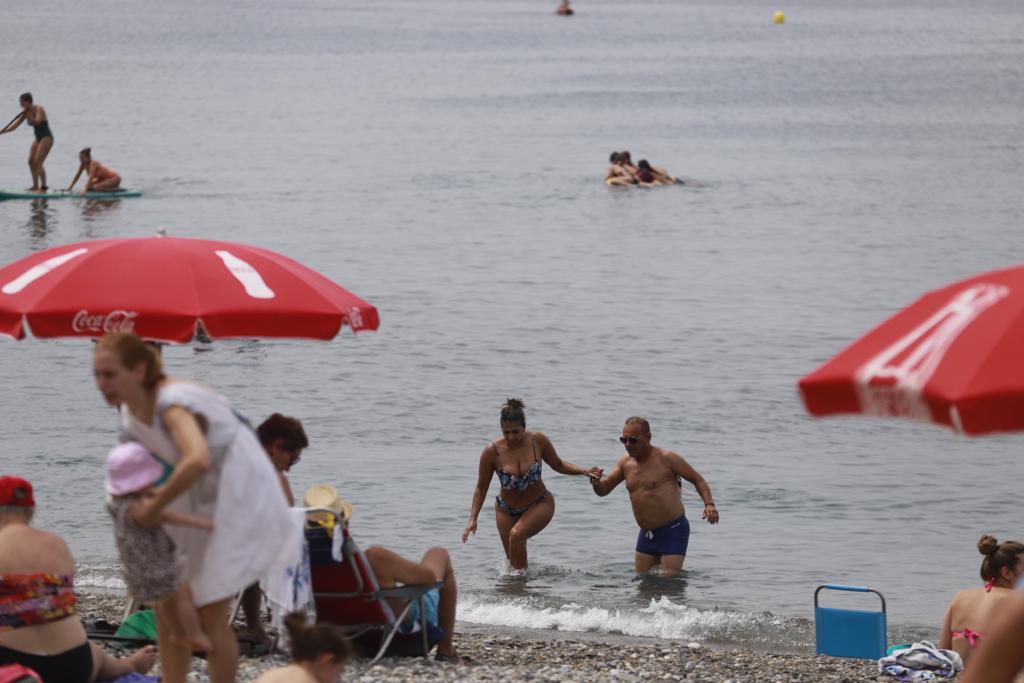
[80,593,884,682]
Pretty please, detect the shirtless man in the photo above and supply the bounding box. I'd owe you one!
[590,417,719,576]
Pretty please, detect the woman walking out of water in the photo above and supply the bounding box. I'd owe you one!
[462,399,600,573]
[0,93,54,192]
[67,148,122,193]
[92,333,295,683]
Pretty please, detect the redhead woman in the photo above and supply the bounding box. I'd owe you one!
[0,476,155,682]
[92,333,295,683]
[0,93,54,192]
[462,399,600,572]
[66,148,122,193]
[939,534,1024,668]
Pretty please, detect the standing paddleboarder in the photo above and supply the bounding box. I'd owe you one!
[0,93,54,193]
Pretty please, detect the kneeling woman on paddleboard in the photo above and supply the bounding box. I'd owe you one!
[462,399,600,573]
[0,92,54,193]
[67,148,122,193]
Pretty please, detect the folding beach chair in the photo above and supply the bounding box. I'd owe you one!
[306,508,444,664]
[814,583,887,659]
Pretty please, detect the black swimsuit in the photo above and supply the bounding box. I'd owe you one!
[30,117,53,142]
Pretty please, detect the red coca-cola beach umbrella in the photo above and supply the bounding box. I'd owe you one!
[798,265,1024,436]
[0,233,379,343]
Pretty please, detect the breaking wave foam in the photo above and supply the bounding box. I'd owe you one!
[457,594,808,646]
[75,563,126,592]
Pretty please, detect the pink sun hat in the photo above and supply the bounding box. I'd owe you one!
[105,442,166,496]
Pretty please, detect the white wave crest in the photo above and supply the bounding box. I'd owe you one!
[75,564,127,591]
[457,594,794,643]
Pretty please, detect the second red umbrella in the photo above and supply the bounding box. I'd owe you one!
[798,264,1024,436]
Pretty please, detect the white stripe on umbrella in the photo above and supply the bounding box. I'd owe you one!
[214,250,275,300]
[2,248,90,295]
[853,283,1009,420]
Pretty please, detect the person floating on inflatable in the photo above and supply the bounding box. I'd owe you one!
[605,151,683,187]
[556,1,574,16]
[605,151,637,186]
[638,159,683,186]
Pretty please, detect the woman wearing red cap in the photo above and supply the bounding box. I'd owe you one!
[0,475,156,682]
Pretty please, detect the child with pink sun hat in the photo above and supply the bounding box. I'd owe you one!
[106,442,214,652]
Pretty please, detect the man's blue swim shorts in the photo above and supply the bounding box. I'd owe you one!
[635,514,690,557]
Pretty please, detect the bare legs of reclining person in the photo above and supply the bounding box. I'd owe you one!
[362,546,464,663]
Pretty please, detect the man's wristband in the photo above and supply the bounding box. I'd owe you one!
[705,502,716,507]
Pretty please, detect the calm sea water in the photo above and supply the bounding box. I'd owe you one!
[2,0,1023,651]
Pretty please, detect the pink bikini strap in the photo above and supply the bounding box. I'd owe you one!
[984,580,995,592]
[952,627,982,647]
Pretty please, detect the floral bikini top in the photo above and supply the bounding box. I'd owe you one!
[0,573,77,631]
[951,580,997,648]
[493,436,543,491]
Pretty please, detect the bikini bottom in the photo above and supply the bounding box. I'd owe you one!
[495,491,551,520]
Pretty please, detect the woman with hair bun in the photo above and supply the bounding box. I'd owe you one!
[92,332,295,683]
[938,534,1024,666]
[461,399,600,573]
[66,148,122,193]
[253,613,350,683]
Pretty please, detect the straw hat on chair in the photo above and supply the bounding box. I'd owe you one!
[303,483,354,528]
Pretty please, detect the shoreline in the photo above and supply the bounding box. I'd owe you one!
[79,592,883,682]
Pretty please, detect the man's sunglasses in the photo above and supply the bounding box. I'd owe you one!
[619,435,643,445]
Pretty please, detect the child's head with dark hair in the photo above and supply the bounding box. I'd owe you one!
[281,612,351,678]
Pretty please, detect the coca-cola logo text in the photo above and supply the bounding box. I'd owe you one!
[72,310,139,334]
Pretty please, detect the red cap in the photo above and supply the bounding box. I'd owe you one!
[0,476,35,507]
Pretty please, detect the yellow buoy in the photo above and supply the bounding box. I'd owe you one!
[773,10,786,24]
